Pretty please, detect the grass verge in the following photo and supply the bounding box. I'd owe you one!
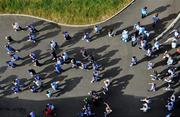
[0,0,132,25]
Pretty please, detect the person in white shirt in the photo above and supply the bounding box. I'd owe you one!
[140,103,151,112]
[50,40,58,50]
[12,22,24,31]
[94,25,102,34]
[148,82,156,92]
[121,30,129,42]
[165,101,174,111]
[147,61,153,70]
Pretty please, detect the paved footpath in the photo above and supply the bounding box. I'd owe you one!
[0,0,180,117]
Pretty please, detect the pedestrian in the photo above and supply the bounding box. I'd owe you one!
[33,59,42,66]
[108,29,115,37]
[164,83,173,91]
[94,25,102,34]
[28,33,36,43]
[165,101,174,111]
[131,34,137,47]
[28,69,37,78]
[43,103,56,116]
[26,24,39,33]
[50,40,58,50]
[12,22,24,31]
[5,44,18,54]
[134,22,140,37]
[150,70,161,80]
[140,97,151,104]
[166,56,174,65]
[104,102,112,117]
[10,53,22,61]
[5,36,15,44]
[172,29,179,39]
[138,26,145,35]
[57,56,64,65]
[6,60,17,68]
[46,90,52,98]
[140,103,151,112]
[29,52,37,62]
[140,97,151,112]
[152,40,160,51]
[51,81,60,91]
[55,63,62,73]
[102,79,110,94]
[148,82,156,92]
[63,31,72,40]
[140,39,147,51]
[82,32,91,42]
[91,70,100,83]
[169,94,176,102]
[171,38,177,49]
[28,111,36,117]
[80,49,89,59]
[141,6,148,18]
[33,78,43,90]
[152,13,159,29]
[121,30,129,42]
[62,52,70,62]
[130,56,138,67]
[92,62,102,71]
[146,48,152,57]
[147,61,153,70]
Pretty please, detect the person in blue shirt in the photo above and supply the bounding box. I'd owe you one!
[152,13,159,28]
[10,53,22,61]
[51,82,59,91]
[55,63,62,73]
[6,60,17,68]
[28,111,36,117]
[63,31,72,40]
[28,33,36,43]
[29,52,37,61]
[141,6,148,18]
[26,24,39,33]
[5,44,17,54]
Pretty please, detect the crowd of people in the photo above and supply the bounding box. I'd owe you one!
[1,5,180,117]
[4,17,113,117]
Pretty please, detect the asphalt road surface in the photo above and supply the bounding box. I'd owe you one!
[0,0,180,117]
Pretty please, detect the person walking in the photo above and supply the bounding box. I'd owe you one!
[63,31,72,40]
[10,53,22,61]
[5,36,15,44]
[5,44,18,54]
[147,61,153,70]
[152,13,159,29]
[104,102,112,117]
[94,25,102,34]
[130,56,138,67]
[141,6,148,18]
[12,22,24,31]
[148,82,156,92]
[50,40,58,50]
[82,32,91,42]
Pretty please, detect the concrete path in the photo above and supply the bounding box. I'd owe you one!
[0,0,180,117]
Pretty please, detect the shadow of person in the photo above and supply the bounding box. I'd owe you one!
[148,4,171,16]
[101,66,122,79]
[53,77,83,97]
[91,22,123,41]
[0,66,8,74]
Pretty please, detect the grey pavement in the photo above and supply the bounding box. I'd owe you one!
[0,0,180,117]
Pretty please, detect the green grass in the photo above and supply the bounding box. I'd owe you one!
[0,0,132,25]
